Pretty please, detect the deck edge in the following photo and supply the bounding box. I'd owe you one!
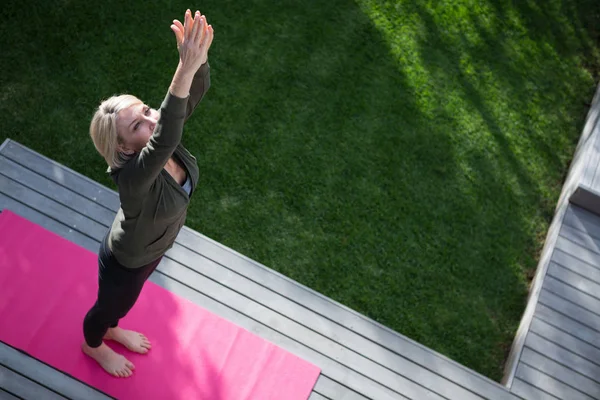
[501,81,600,390]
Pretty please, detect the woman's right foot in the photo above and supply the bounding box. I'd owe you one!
[81,342,135,377]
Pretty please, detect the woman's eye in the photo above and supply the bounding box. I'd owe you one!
[134,122,140,131]
[144,107,150,115]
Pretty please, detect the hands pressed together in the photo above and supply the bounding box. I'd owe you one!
[170,9,214,75]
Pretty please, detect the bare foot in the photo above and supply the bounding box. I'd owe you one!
[104,327,152,354]
[81,342,135,378]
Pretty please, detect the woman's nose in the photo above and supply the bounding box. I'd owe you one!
[146,114,157,126]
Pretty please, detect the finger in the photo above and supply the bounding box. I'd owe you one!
[196,16,206,44]
[173,20,184,44]
[196,11,206,43]
[201,24,214,51]
[191,11,202,42]
[195,15,206,43]
[173,19,184,32]
[208,26,214,48]
[184,9,192,40]
[170,24,183,46]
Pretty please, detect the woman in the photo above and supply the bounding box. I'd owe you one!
[83,9,214,378]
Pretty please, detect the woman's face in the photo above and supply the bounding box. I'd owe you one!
[116,103,160,153]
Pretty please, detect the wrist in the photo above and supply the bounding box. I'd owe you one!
[169,63,196,98]
[175,61,197,79]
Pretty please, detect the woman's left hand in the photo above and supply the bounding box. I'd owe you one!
[171,10,214,67]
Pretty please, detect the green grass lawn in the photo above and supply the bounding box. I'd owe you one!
[1,0,599,381]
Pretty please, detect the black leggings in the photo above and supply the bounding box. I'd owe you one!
[83,233,163,348]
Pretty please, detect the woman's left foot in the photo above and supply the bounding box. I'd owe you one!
[104,327,152,354]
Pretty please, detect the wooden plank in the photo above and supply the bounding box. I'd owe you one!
[582,124,600,189]
[592,128,600,190]
[520,348,600,399]
[0,156,115,224]
[511,378,560,400]
[0,193,98,252]
[555,237,600,276]
[0,140,119,210]
[535,304,600,351]
[0,390,20,400]
[525,332,600,384]
[529,318,600,372]
[582,83,600,143]
[0,364,66,400]
[580,137,596,189]
[0,343,111,400]
[538,289,600,334]
[0,389,20,400]
[563,206,600,241]
[0,175,106,241]
[308,392,330,400]
[545,267,600,309]
[516,363,594,400]
[572,83,600,181]
[3,140,518,400]
[551,248,600,286]
[313,376,373,400]
[0,201,391,400]
[559,224,600,256]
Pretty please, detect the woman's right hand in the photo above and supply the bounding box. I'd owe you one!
[171,10,214,74]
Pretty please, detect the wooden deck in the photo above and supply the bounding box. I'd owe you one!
[502,82,600,399]
[0,138,520,399]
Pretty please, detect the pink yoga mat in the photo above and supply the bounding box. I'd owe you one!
[0,209,320,399]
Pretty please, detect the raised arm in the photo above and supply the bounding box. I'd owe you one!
[171,13,213,122]
[118,10,214,194]
[185,61,211,122]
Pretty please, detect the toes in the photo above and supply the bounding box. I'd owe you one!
[126,361,135,370]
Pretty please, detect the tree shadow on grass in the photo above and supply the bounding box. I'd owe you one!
[385,0,599,378]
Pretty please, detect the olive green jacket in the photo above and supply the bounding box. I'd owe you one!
[107,62,210,268]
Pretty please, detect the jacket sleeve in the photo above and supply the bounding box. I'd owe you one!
[117,91,188,196]
[184,61,211,122]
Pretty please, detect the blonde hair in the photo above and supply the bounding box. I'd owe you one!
[89,94,143,172]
